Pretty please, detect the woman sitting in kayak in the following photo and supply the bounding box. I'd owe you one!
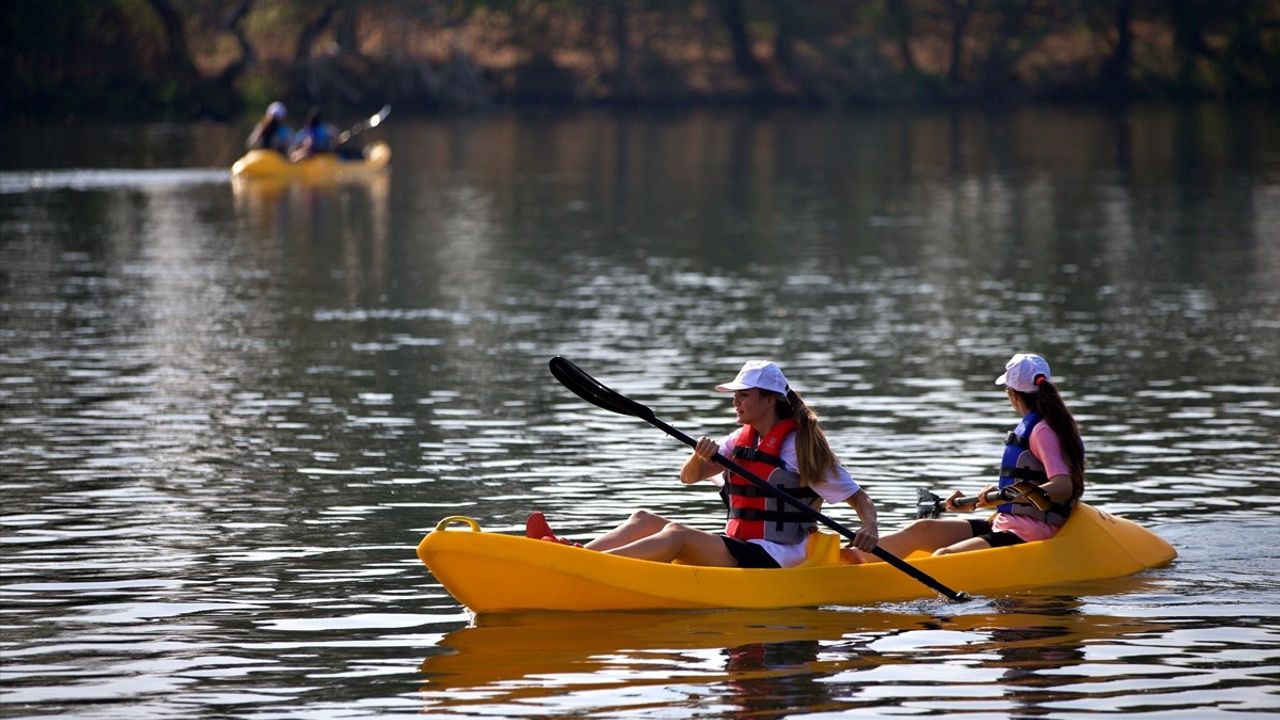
[868,352,1085,559]
[245,101,292,155]
[528,360,880,568]
[289,108,340,162]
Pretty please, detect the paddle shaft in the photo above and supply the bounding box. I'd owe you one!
[646,415,969,602]
[337,105,390,146]
[917,481,1050,519]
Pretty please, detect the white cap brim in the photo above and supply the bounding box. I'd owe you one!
[994,372,1009,386]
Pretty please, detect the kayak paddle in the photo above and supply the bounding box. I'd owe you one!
[916,481,1051,520]
[337,104,390,146]
[548,356,971,603]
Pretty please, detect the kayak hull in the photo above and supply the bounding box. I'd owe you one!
[417,504,1176,613]
[230,141,390,182]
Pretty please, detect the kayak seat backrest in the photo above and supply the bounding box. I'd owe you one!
[798,532,843,567]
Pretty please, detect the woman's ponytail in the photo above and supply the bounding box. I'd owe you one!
[1019,380,1086,500]
[780,389,837,487]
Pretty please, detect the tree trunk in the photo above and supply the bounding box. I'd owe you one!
[1171,0,1208,95]
[885,0,918,74]
[296,3,339,62]
[770,0,797,71]
[335,6,361,57]
[142,0,200,83]
[980,0,1030,95]
[1102,0,1133,101]
[945,0,974,88]
[769,0,826,103]
[218,0,256,84]
[716,0,766,90]
[613,0,632,100]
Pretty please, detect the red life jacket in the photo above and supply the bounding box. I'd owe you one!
[721,418,820,544]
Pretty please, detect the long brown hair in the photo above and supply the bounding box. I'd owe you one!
[1013,379,1086,501]
[775,389,838,487]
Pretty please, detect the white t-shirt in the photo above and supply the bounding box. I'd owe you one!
[711,429,861,568]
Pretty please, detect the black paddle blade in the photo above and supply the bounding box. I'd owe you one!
[548,357,655,421]
[915,488,945,519]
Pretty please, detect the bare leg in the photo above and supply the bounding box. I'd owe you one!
[584,510,670,552]
[605,523,739,566]
[933,536,994,555]
[876,518,976,557]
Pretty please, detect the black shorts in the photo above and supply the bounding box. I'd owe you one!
[719,535,782,568]
[967,519,1025,548]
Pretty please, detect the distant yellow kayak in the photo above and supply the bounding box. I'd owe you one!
[417,504,1176,613]
[230,141,390,182]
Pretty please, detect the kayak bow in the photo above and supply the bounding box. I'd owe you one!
[417,505,1176,613]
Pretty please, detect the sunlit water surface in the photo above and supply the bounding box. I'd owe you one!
[2,107,1278,718]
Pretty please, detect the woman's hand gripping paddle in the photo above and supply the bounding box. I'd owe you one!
[549,356,971,603]
[915,481,1051,520]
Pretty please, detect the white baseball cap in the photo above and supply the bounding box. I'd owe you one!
[267,101,287,120]
[995,353,1051,393]
[715,360,791,396]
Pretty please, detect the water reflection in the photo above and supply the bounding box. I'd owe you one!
[2,106,1278,719]
[231,174,391,307]
[417,599,1182,717]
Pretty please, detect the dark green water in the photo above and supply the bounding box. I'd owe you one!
[2,105,1278,718]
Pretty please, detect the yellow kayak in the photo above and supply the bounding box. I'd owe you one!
[417,504,1176,613]
[230,141,391,182]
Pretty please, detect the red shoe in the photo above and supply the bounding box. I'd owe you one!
[525,512,555,539]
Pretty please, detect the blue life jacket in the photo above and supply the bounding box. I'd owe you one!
[295,125,334,154]
[269,125,292,152]
[311,124,333,151]
[998,412,1074,526]
[248,120,292,154]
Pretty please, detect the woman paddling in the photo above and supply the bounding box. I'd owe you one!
[289,108,339,162]
[245,101,292,155]
[528,360,880,568]
[870,353,1085,559]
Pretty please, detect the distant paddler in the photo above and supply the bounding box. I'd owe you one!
[289,108,340,162]
[245,101,292,155]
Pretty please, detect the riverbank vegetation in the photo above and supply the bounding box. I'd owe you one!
[4,0,1278,121]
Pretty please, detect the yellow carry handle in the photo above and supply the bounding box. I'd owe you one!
[433,516,481,532]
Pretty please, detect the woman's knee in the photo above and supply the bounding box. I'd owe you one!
[657,521,692,536]
[889,518,941,543]
[624,510,670,533]
[627,509,662,525]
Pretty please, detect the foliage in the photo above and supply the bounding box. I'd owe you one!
[3,0,1277,121]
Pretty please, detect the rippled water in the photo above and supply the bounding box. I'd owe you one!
[2,106,1278,718]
